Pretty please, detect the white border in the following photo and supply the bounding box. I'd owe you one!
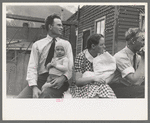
[3,2,148,120]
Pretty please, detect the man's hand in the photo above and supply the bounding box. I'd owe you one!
[41,82,52,92]
[137,47,145,60]
[32,86,42,98]
[50,76,66,89]
[134,76,145,85]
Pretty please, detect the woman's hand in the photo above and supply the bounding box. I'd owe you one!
[93,76,106,84]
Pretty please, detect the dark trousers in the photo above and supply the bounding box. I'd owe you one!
[109,83,145,98]
[17,73,69,98]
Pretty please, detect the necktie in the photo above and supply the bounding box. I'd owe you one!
[133,54,136,70]
[45,38,56,66]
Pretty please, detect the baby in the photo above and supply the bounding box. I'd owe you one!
[42,41,69,91]
[82,51,116,83]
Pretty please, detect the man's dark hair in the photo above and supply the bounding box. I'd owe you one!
[86,34,104,49]
[45,14,61,31]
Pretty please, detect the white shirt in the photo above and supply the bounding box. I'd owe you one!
[115,46,141,78]
[84,49,93,63]
[111,46,141,86]
[26,35,73,86]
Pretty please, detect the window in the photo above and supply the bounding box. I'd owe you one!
[139,14,145,31]
[95,16,106,36]
[82,29,91,50]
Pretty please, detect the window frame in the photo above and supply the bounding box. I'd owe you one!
[139,13,145,31]
[94,16,106,36]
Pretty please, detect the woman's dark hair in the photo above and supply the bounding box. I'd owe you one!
[45,14,61,31]
[86,34,104,49]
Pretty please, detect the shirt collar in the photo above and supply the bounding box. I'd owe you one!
[46,35,59,42]
[125,46,135,56]
[85,49,94,62]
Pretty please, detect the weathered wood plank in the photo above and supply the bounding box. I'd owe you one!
[119,14,139,19]
[120,6,144,12]
[118,18,139,23]
[118,21,139,26]
[7,62,16,95]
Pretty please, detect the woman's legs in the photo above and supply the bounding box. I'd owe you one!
[87,83,116,98]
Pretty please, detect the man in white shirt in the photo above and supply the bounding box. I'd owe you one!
[109,28,145,98]
[17,14,73,98]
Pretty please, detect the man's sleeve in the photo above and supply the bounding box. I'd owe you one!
[64,42,74,80]
[115,55,135,78]
[26,43,39,86]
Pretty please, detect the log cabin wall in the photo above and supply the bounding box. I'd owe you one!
[67,5,116,55]
[67,5,145,55]
[115,6,145,53]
